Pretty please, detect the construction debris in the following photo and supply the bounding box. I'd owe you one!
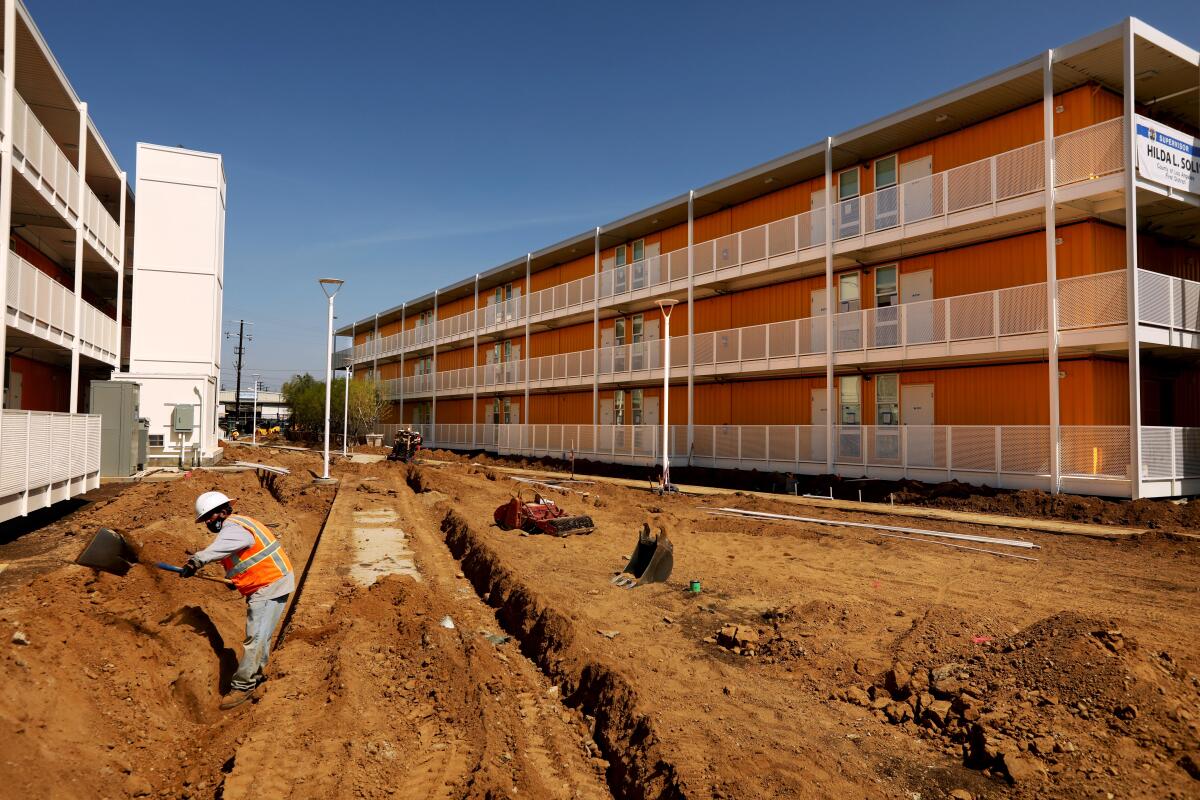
[704,506,1039,560]
[231,461,291,476]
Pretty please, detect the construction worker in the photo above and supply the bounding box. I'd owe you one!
[182,491,295,710]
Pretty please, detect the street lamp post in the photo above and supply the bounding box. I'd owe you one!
[318,278,344,482]
[656,299,678,493]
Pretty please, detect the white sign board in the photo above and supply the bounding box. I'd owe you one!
[1136,116,1200,196]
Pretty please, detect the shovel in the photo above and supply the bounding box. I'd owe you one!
[75,528,233,586]
[611,523,674,589]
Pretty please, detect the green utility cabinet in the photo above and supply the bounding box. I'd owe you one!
[89,381,142,477]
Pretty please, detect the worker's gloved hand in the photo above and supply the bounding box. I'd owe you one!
[180,557,202,578]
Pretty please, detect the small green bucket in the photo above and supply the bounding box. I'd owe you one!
[689,579,701,594]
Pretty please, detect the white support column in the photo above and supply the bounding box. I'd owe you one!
[824,137,835,473]
[431,290,438,438]
[471,274,479,447]
[1044,49,1061,495]
[371,312,379,383]
[523,253,530,425]
[686,190,695,464]
[115,170,127,368]
[69,101,88,412]
[0,0,15,417]
[398,303,406,426]
[592,227,600,425]
[1123,21,1143,499]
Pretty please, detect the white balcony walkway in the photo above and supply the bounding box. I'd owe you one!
[5,251,120,365]
[352,119,1126,365]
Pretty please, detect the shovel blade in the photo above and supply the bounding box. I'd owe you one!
[75,528,138,576]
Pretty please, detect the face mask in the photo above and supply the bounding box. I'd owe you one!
[206,517,225,533]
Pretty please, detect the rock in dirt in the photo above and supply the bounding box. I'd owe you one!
[717,624,759,652]
[948,791,973,800]
[924,699,953,728]
[1178,751,1200,780]
[123,774,153,797]
[10,631,28,646]
[885,660,911,694]
[844,686,871,707]
[1001,751,1046,784]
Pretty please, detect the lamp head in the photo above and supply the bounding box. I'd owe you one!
[656,298,679,318]
[318,278,344,298]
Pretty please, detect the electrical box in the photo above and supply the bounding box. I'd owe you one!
[172,404,194,433]
[89,381,141,477]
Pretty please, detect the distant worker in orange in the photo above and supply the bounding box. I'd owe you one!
[182,491,295,710]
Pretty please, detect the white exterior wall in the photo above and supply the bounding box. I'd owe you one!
[116,144,226,464]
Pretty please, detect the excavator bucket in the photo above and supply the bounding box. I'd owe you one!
[75,528,139,576]
[612,523,674,588]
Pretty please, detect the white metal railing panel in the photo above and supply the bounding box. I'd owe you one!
[1060,426,1129,479]
[1138,270,1200,336]
[1058,270,1126,330]
[0,412,100,516]
[1055,119,1123,186]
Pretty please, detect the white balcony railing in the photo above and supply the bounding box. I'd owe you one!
[348,118,1126,366]
[5,251,118,363]
[11,90,82,225]
[83,185,121,265]
[374,422,1142,487]
[1138,270,1200,335]
[385,271,1128,399]
[1141,427,1200,481]
[10,91,122,269]
[0,411,101,524]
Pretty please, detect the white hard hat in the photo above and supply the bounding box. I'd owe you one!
[195,491,233,522]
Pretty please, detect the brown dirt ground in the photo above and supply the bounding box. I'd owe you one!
[1,445,1198,799]
[417,459,1200,799]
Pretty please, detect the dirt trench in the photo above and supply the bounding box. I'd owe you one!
[440,507,686,799]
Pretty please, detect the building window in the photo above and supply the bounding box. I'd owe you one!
[631,314,644,344]
[631,389,643,425]
[838,272,861,312]
[838,168,860,200]
[502,397,514,424]
[632,239,645,263]
[148,434,164,448]
[615,245,627,267]
[614,318,626,346]
[839,375,861,425]
[876,373,899,425]
[875,265,898,307]
[614,389,625,426]
[874,155,898,190]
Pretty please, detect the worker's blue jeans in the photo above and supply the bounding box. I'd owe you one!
[230,594,288,692]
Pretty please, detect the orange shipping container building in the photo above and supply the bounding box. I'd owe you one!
[340,19,1199,500]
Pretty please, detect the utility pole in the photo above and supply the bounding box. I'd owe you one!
[224,321,253,431]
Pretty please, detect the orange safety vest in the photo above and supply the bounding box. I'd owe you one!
[220,515,294,596]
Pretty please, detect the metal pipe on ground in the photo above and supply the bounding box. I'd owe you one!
[702,507,1039,549]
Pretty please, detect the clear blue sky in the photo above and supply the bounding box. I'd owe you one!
[31,1,1200,390]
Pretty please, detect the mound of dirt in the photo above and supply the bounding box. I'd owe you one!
[0,454,336,799]
[836,611,1200,794]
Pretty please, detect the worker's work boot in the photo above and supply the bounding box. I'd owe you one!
[218,687,257,710]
